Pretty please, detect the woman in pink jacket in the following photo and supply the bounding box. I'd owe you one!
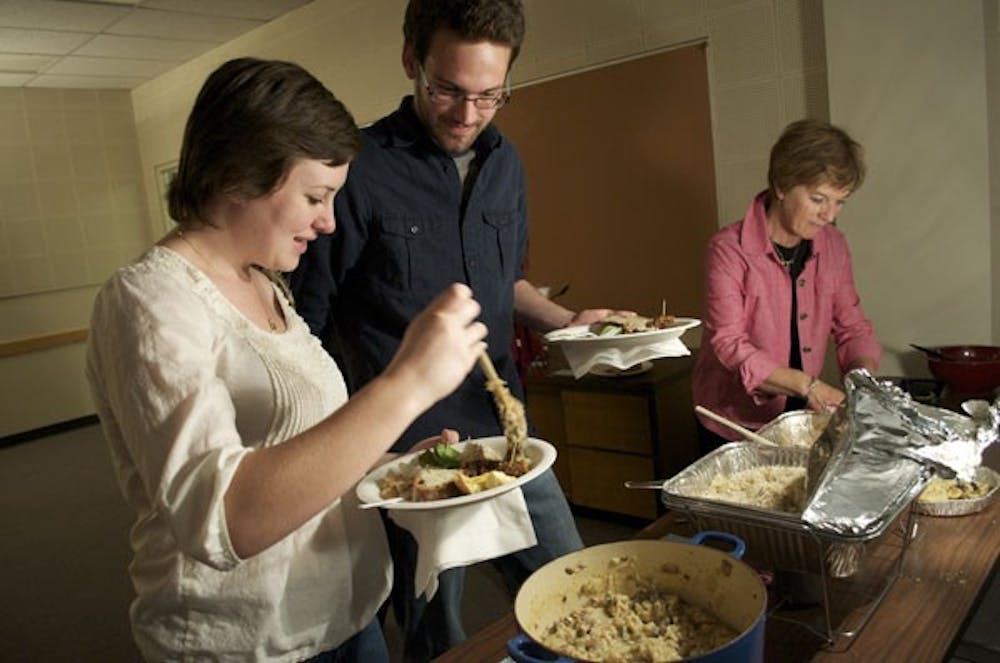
[693,119,882,452]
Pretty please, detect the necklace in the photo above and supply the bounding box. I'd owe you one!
[772,241,804,271]
[174,228,281,332]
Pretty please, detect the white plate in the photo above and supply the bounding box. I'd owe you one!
[355,436,556,510]
[543,317,701,350]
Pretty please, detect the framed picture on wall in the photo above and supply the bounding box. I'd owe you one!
[154,160,179,230]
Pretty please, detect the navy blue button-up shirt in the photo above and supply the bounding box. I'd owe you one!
[290,97,528,452]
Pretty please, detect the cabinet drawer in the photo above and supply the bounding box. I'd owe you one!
[563,391,651,454]
[567,447,657,519]
[526,390,571,494]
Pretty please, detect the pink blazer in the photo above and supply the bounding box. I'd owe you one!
[692,192,882,440]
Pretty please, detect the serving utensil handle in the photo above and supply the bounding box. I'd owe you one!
[624,480,666,490]
[694,405,775,446]
[479,352,502,383]
[358,497,404,509]
[909,343,947,360]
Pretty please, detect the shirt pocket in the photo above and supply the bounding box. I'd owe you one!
[481,209,519,278]
[742,279,778,346]
[373,214,429,290]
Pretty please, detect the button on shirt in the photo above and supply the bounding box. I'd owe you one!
[692,191,882,439]
[291,97,528,452]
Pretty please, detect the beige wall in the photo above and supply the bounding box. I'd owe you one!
[4,0,998,434]
[988,0,1000,345]
[0,88,150,436]
[825,0,994,377]
[0,88,149,297]
[131,0,832,236]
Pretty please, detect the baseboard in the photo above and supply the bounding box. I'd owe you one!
[0,414,99,450]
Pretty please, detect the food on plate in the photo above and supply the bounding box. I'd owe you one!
[418,442,461,469]
[377,441,531,502]
[455,470,516,494]
[410,468,463,501]
[543,556,737,662]
[594,312,677,336]
[917,476,993,503]
[696,465,806,513]
[460,441,531,476]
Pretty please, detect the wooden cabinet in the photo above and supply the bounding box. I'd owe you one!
[524,356,698,520]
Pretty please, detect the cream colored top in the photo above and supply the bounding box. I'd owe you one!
[86,246,391,662]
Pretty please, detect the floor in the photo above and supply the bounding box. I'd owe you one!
[1,422,998,662]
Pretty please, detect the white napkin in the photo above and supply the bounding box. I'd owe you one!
[558,337,690,378]
[388,488,537,600]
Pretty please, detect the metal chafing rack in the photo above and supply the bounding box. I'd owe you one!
[660,441,922,646]
[666,371,999,645]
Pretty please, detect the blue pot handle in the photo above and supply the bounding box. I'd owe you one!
[507,633,574,663]
[689,530,746,560]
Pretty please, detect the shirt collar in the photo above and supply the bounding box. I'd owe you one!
[740,189,827,256]
[381,96,503,154]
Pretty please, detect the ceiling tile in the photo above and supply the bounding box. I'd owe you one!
[141,0,313,21]
[47,55,176,78]
[75,34,214,61]
[0,0,130,32]
[0,53,59,72]
[106,8,263,42]
[0,0,315,88]
[28,74,145,89]
[0,28,93,55]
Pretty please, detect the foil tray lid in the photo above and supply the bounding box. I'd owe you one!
[802,370,1000,536]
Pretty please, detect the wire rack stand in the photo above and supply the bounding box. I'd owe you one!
[673,503,917,649]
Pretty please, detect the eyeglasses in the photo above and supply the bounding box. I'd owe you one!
[418,65,510,110]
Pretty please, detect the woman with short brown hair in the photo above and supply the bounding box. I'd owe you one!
[693,119,881,452]
[87,57,486,662]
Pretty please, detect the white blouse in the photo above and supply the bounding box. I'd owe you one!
[86,246,391,662]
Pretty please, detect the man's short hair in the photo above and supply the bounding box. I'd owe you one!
[403,0,526,67]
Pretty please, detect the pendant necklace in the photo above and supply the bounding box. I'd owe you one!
[174,228,280,332]
[772,241,803,271]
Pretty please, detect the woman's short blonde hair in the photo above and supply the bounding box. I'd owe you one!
[767,119,865,197]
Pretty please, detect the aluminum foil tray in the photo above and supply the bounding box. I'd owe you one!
[912,466,1000,517]
[661,442,912,575]
[756,409,832,448]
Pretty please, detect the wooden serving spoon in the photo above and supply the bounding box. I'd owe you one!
[694,405,776,446]
[479,352,528,464]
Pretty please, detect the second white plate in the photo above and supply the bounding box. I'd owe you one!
[544,317,700,351]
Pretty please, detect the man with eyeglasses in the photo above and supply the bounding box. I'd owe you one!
[291,1,620,659]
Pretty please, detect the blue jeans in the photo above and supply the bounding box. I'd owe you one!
[382,469,583,662]
[305,619,389,663]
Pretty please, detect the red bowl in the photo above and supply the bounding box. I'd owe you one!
[926,345,1000,396]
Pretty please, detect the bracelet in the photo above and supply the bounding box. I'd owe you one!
[805,376,819,397]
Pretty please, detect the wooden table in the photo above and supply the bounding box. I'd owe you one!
[434,473,1000,662]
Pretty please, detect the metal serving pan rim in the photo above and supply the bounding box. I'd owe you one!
[660,442,911,544]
